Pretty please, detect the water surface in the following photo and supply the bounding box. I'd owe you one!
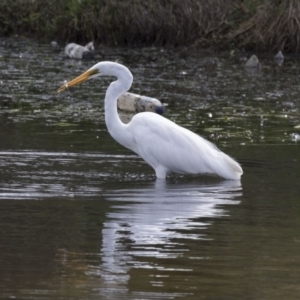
[0,38,300,299]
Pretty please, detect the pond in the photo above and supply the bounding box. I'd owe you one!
[0,38,300,300]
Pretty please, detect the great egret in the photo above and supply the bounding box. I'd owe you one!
[65,42,94,60]
[118,92,165,114]
[58,61,243,180]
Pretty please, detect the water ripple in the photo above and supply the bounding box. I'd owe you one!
[0,150,142,199]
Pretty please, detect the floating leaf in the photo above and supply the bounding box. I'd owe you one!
[203,127,223,132]
[55,122,78,127]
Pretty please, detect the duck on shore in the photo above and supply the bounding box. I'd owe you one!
[65,41,94,60]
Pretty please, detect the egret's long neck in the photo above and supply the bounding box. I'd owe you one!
[104,69,134,149]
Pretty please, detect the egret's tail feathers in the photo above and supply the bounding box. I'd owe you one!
[217,155,243,180]
[226,158,243,179]
[196,135,242,180]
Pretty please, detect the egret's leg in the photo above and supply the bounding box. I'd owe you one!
[155,167,167,179]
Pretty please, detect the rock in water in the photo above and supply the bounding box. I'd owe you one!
[274,51,284,66]
[118,92,165,115]
[245,55,261,69]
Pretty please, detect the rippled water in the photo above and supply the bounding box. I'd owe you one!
[1,38,300,299]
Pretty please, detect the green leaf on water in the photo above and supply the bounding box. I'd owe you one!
[203,127,223,132]
[55,122,78,127]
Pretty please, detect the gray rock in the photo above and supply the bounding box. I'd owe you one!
[274,51,284,66]
[245,55,261,69]
[118,92,165,115]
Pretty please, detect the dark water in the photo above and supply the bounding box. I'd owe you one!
[0,38,300,299]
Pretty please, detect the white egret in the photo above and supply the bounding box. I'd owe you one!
[65,42,94,60]
[58,61,243,180]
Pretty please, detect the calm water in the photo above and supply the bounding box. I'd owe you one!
[0,38,300,299]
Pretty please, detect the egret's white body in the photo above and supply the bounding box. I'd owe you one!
[58,61,243,180]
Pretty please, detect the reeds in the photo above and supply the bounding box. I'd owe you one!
[1,0,300,52]
[228,0,300,52]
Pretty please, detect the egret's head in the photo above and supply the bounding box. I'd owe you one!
[57,61,133,93]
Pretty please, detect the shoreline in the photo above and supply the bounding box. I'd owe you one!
[1,0,300,52]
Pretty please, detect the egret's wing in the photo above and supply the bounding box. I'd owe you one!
[128,113,242,179]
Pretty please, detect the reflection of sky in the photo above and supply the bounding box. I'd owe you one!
[98,180,242,291]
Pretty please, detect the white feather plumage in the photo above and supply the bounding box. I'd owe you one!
[58,61,243,180]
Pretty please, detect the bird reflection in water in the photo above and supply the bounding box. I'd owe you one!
[97,179,242,293]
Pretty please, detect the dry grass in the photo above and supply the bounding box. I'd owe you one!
[1,0,300,52]
[61,0,235,47]
[228,0,300,52]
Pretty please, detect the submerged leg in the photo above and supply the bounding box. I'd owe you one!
[155,166,167,179]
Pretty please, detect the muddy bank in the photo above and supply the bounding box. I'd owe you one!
[1,0,300,52]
